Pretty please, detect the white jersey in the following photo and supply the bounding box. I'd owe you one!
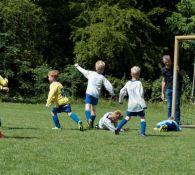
[75,65,115,98]
[119,80,147,112]
[98,112,117,132]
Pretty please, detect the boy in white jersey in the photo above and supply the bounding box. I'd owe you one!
[115,66,147,136]
[97,110,123,132]
[74,60,115,128]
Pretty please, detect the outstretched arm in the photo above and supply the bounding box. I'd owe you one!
[74,63,90,79]
[103,78,115,97]
[119,84,127,103]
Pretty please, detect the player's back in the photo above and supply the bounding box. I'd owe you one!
[50,82,69,106]
[126,80,146,112]
[86,71,105,98]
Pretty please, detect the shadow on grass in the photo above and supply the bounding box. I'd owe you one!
[4,136,39,139]
[147,134,178,137]
[5,127,39,130]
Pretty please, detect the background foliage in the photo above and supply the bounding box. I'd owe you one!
[0,0,194,102]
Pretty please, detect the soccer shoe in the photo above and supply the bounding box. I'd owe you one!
[140,133,146,137]
[115,129,120,135]
[0,132,4,139]
[78,121,84,131]
[52,127,61,130]
[95,125,100,129]
[159,125,167,132]
[87,119,92,129]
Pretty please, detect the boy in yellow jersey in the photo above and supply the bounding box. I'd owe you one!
[0,75,9,138]
[46,70,83,131]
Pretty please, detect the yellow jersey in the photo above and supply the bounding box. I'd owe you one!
[46,81,69,107]
[0,75,8,90]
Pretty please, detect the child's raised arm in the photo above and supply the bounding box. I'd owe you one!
[119,84,127,103]
[74,63,90,79]
[103,78,115,97]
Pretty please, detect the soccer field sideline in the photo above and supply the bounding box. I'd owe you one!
[0,102,195,175]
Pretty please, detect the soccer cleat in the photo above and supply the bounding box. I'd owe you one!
[87,119,92,129]
[140,133,146,137]
[95,125,100,129]
[159,125,167,132]
[52,127,61,130]
[115,129,120,135]
[78,121,84,131]
[0,132,4,139]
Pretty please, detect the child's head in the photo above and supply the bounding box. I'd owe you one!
[130,66,141,79]
[48,70,59,83]
[109,110,123,122]
[162,55,172,68]
[95,60,105,74]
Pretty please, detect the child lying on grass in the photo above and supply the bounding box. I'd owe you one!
[96,110,129,132]
[154,117,181,132]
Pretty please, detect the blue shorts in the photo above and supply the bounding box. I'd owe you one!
[126,111,145,117]
[52,104,72,114]
[85,94,98,105]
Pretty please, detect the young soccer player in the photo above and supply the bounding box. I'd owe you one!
[74,60,115,129]
[0,75,9,138]
[46,70,83,131]
[115,66,147,136]
[154,117,181,132]
[96,110,123,132]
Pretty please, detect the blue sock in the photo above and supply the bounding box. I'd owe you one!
[70,113,80,124]
[117,119,127,130]
[140,121,146,135]
[52,115,60,128]
[91,115,96,127]
[85,110,91,122]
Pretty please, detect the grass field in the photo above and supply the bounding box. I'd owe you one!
[0,101,195,175]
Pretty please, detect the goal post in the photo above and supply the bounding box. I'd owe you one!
[172,35,195,127]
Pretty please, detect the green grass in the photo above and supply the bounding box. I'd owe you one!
[0,101,195,175]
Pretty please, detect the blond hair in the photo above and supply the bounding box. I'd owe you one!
[109,110,123,121]
[48,70,59,79]
[131,66,141,77]
[95,60,105,73]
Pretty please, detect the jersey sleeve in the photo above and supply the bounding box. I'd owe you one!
[139,82,144,98]
[162,67,166,78]
[119,83,127,103]
[75,65,91,79]
[46,84,57,107]
[0,76,8,90]
[103,77,115,96]
[104,119,116,132]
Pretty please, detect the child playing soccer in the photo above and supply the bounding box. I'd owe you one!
[96,110,123,132]
[154,117,181,132]
[115,66,147,136]
[0,75,9,138]
[46,70,83,131]
[74,60,115,129]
